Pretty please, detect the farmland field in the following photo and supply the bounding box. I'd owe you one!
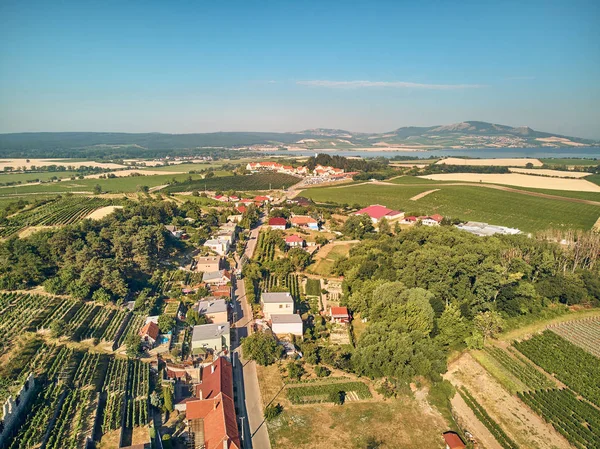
[0,172,204,196]
[165,173,301,192]
[513,330,600,407]
[0,171,78,184]
[301,183,600,231]
[548,317,600,357]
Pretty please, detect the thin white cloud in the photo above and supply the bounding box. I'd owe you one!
[297,79,484,90]
[505,76,535,80]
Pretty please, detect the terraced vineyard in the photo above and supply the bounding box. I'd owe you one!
[6,350,150,449]
[483,346,554,391]
[518,389,600,448]
[260,273,300,299]
[514,331,600,407]
[548,317,600,358]
[0,196,119,237]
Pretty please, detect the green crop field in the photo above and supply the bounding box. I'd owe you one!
[0,173,204,196]
[540,158,599,166]
[0,171,80,184]
[165,173,301,192]
[301,183,600,232]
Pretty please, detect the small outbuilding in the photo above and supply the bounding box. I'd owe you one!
[442,431,466,449]
[271,314,303,337]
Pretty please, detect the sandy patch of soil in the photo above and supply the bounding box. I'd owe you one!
[436,157,543,167]
[535,137,586,146]
[420,173,600,192]
[86,205,123,220]
[0,158,125,170]
[509,167,591,178]
[445,353,571,449]
[450,392,503,449]
[18,226,54,238]
[410,189,440,200]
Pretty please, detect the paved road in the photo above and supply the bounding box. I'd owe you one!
[231,217,271,449]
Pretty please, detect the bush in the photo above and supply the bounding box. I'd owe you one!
[264,403,283,421]
[328,390,345,405]
[315,366,330,377]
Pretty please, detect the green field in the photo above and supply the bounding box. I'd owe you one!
[0,173,204,196]
[301,183,600,232]
[388,176,600,202]
[540,158,599,166]
[0,171,81,184]
[165,173,301,192]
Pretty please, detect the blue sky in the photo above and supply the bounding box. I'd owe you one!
[1,0,599,138]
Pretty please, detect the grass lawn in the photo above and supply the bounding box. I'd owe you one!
[301,183,600,232]
[0,173,204,196]
[269,397,448,449]
[309,243,354,276]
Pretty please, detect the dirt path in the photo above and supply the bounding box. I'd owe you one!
[316,179,600,206]
[410,189,440,201]
[450,393,503,449]
[445,353,571,449]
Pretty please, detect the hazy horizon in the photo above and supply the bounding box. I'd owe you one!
[1,0,599,138]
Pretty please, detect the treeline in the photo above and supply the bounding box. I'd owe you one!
[418,164,510,175]
[0,200,219,301]
[305,154,389,173]
[312,226,600,391]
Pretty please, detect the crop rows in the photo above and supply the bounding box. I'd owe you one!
[256,232,276,263]
[518,389,600,449]
[260,273,299,298]
[458,387,519,449]
[0,293,59,350]
[82,307,116,340]
[514,331,600,407]
[286,381,372,404]
[483,346,554,391]
[548,317,600,358]
[115,314,145,348]
[0,197,117,237]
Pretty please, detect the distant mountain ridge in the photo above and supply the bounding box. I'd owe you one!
[0,121,596,155]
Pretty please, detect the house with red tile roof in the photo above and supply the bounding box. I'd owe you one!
[285,234,305,248]
[290,215,319,230]
[185,357,241,449]
[330,306,350,324]
[354,204,404,223]
[420,214,444,226]
[268,217,287,230]
[236,205,247,214]
[139,321,159,346]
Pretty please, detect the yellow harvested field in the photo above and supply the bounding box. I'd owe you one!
[536,137,586,146]
[509,167,591,178]
[0,158,125,170]
[86,205,123,220]
[420,173,600,192]
[436,157,543,167]
[84,169,182,179]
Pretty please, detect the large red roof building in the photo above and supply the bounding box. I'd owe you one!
[186,357,240,449]
[354,204,404,223]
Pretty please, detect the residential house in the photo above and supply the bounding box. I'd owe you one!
[213,194,229,202]
[139,321,160,347]
[254,195,270,205]
[330,306,350,324]
[195,256,222,273]
[195,298,228,324]
[227,214,242,223]
[165,225,184,239]
[191,323,230,356]
[185,357,240,449]
[419,214,444,226]
[261,292,294,319]
[210,285,231,299]
[290,215,319,230]
[268,217,287,230]
[271,314,303,337]
[204,238,230,255]
[285,235,305,248]
[354,204,404,223]
[202,270,231,286]
[400,216,418,225]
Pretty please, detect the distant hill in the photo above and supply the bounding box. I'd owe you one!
[0,122,596,157]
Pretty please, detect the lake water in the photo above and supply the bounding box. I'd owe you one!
[263,147,600,159]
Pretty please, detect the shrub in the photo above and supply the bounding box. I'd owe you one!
[315,366,330,377]
[328,390,345,405]
[264,403,283,421]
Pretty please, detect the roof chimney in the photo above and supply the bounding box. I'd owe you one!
[223,439,228,449]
